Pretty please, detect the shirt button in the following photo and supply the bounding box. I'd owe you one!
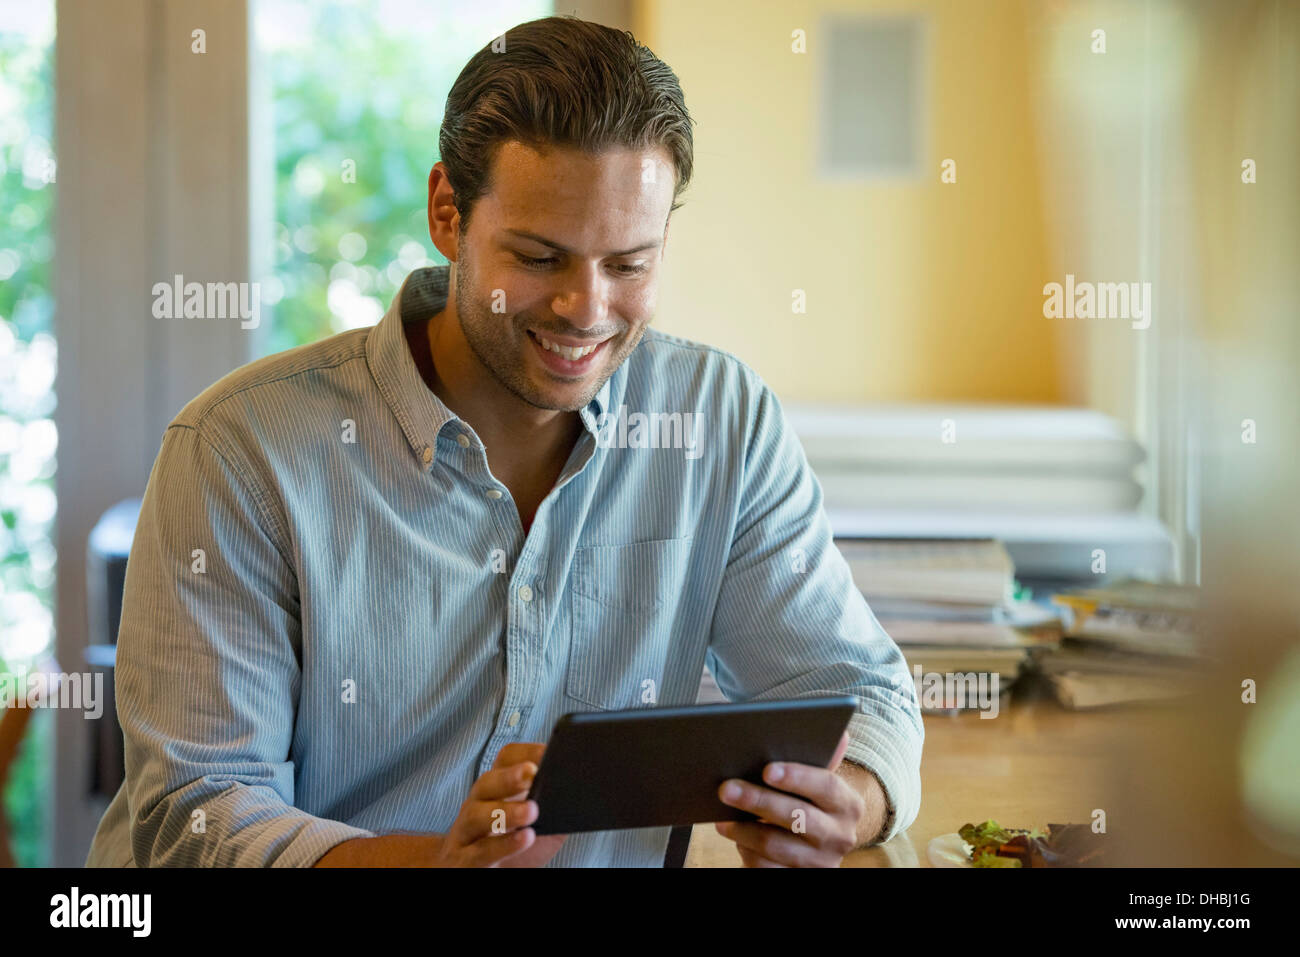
[518,585,533,602]
[456,434,470,448]
[422,446,432,463]
[485,489,502,500]
[508,711,521,727]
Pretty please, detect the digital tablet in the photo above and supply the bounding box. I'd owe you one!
[526,695,859,835]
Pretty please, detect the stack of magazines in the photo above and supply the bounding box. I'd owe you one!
[837,538,1061,710]
[1040,580,1203,708]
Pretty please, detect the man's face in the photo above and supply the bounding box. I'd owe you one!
[450,141,675,412]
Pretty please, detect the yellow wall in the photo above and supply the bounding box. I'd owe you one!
[636,0,1062,403]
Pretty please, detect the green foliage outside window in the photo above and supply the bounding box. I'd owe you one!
[258,0,551,355]
[0,11,57,869]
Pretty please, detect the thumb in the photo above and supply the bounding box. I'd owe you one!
[828,730,851,772]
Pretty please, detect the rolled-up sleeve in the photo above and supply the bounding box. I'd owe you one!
[116,423,374,866]
[705,384,924,843]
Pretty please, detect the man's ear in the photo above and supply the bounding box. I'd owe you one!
[427,162,460,262]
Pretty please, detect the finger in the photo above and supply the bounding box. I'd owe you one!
[447,796,538,848]
[828,730,850,772]
[470,827,539,867]
[718,820,824,867]
[719,824,784,868]
[737,845,786,868]
[759,760,860,818]
[468,761,538,802]
[501,765,546,804]
[717,778,839,848]
[492,742,546,770]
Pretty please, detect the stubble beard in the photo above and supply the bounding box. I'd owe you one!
[452,247,643,413]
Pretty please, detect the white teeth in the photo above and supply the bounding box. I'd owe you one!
[537,334,600,360]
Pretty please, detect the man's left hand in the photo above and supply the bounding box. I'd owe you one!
[713,730,866,867]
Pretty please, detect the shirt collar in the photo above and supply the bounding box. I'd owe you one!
[582,375,613,435]
[367,265,613,469]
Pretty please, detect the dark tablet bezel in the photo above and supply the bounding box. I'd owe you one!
[525,695,859,835]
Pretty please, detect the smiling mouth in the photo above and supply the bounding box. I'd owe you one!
[531,331,606,360]
[526,330,612,376]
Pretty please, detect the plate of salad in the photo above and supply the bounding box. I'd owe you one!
[929,820,1104,867]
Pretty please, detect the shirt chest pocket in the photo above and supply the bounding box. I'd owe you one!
[566,537,693,711]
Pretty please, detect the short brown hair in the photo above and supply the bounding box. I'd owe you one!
[438,15,695,234]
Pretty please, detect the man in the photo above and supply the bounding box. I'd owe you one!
[87,15,922,868]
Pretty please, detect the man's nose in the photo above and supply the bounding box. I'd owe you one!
[550,263,610,330]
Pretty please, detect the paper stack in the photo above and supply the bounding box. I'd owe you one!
[1041,580,1203,708]
[836,538,1060,710]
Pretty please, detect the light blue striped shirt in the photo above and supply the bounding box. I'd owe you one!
[86,265,923,868]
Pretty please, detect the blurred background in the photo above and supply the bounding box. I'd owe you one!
[0,0,1295,867]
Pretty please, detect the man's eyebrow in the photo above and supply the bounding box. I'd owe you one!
[501,229,661,258]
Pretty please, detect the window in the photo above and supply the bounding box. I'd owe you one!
[0,0,56,868]
[253,0,552,356]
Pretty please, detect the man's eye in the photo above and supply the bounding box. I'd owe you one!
[514,253,648,277]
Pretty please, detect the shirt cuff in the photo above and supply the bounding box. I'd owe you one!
[134,782,382,867]
[265,820,380,868]
[842,710,922,845]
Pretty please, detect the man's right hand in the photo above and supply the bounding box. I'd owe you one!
[314,742,567,867]
[431,742,567,868]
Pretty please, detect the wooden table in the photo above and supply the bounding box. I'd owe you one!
[685,683,1170,867]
